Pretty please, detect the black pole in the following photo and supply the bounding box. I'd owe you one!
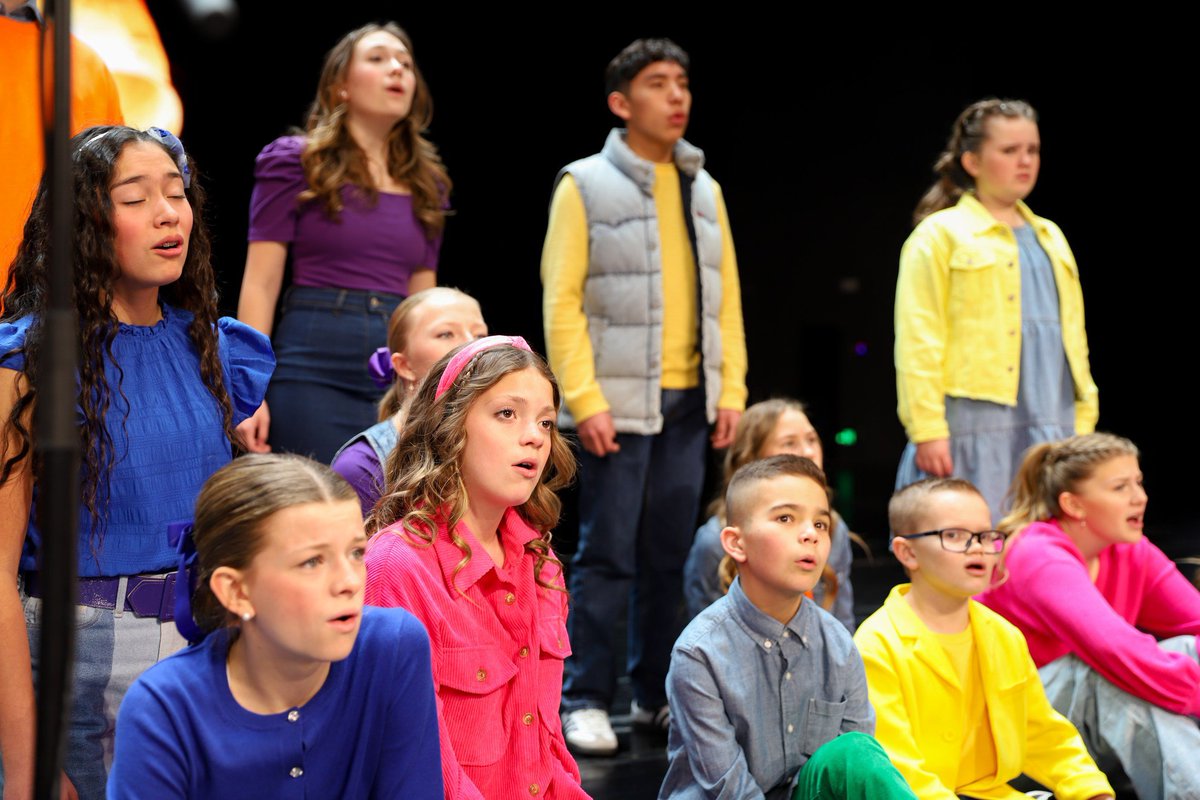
[34,1,80,798]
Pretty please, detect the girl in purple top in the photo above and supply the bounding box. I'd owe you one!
[980,432,1200,799]
[332,286,487,517]
[237,21,451,463]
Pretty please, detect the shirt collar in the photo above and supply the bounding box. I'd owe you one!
[727,577,811,652]
[433,507,540,595]
[956,192,1049,237]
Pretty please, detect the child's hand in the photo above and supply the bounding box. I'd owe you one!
[710,409,741,449]
[235,401,272,453]
[915,438,952,476]
[577,412,620,458]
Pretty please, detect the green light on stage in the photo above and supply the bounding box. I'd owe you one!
[834,428,857,446]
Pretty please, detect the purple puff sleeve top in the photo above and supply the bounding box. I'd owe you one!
[247,135,441,296]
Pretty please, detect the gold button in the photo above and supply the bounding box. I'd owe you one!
[287,710,299,722]
[519,646,529,658]
[529,784,540,796]
[476,669,487,681]
[289,767,303,778]
[504,592,516,605]
[523,712,534,726]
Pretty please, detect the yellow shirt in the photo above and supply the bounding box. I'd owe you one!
[541,172,747,424]
[932,626,997,788]
[894,194,1098,443]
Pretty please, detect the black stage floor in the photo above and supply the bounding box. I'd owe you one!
[571,528,1200,800]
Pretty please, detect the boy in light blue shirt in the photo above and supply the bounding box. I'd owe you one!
[659,455,914,799]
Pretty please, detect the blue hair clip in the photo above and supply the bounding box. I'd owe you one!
[168,519,206,645]
[145,126,192,189]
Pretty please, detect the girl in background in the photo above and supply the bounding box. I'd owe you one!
[237,21,450,463]
[682,398,859,631]
[365,336,589,799]
[108,454,441,799]
[332,286,486,517]
[981,432,1200,799]
[0,125,272,800]
[893,98,1098,518]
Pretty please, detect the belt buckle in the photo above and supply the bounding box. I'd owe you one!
[125,573,176,620]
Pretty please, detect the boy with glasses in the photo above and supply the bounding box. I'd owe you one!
[854,477,1113,799]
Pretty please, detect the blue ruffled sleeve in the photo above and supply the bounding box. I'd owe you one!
[0,316,34,371]
[216,317,274,425]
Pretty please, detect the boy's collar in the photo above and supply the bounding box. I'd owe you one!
[727,577,812,651]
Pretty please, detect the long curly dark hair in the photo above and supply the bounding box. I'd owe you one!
[299,22,451,239]
[0,125,236,543]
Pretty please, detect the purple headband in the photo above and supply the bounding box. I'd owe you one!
[435,335,532,399]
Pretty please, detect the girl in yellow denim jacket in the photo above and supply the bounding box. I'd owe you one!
[894,98,1098,518]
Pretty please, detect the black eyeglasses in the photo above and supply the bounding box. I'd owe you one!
[894,528,1008,554]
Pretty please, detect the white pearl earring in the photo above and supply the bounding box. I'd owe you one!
[241,611,253,622]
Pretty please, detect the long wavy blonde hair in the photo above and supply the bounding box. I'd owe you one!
[299,22,450,238]
[367,345,576,592]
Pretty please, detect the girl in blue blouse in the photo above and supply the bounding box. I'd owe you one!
[108,454,442,799]
[0,125,273,800]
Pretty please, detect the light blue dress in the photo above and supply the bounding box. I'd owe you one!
[895,224,1076,520]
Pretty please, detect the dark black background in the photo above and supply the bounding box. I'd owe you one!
[147,4,1193,554]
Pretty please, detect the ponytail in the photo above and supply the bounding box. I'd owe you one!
[999,433,1140,536]
[998,442,1056,535]
[377,382,405,423]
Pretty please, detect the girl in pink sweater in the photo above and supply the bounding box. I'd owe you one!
[980,432,1200,799]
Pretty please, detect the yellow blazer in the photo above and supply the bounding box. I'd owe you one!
[854,585,1112,800]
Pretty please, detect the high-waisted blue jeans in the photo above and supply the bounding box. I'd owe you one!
[266,286,402,464]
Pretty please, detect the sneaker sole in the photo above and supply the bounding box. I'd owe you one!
[565,740,619,757]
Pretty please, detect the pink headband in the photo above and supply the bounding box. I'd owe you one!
[434,335,532,399]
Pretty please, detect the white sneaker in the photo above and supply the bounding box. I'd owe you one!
[561,708,618,756]
[630,700,670,731]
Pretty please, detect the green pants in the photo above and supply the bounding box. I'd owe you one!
[791,732,916,800]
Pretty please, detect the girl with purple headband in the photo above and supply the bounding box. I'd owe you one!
[364,337,590,799]
[0,125,272,800]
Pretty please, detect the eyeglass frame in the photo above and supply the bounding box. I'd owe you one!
[893,528,1008,554]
